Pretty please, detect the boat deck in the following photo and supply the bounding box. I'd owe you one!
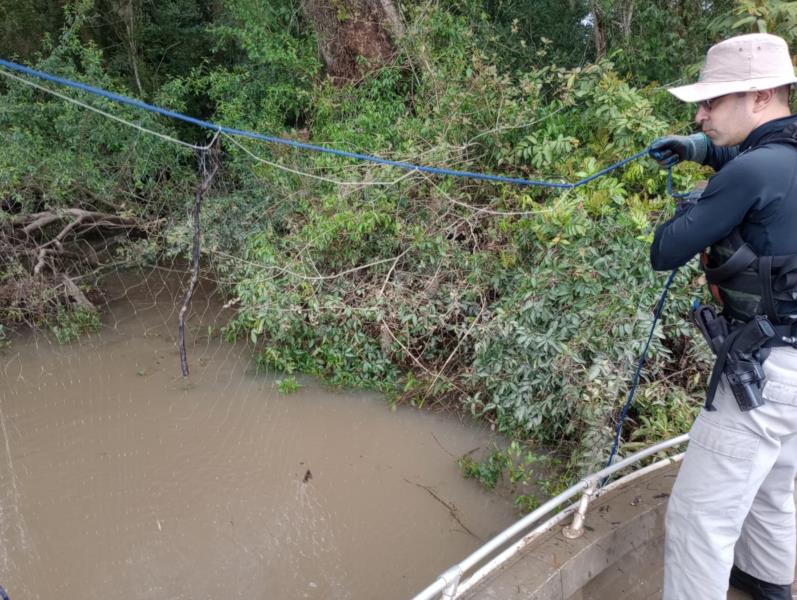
[463,462,796,599]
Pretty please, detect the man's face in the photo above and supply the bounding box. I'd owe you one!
[695,92,756,146]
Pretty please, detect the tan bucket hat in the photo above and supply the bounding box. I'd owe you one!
[669,33,797,103]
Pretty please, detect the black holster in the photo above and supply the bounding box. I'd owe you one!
[691,306,774,411]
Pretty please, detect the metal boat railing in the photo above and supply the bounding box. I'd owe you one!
[411,433,689,600]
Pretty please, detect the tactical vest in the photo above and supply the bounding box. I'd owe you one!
[702,230,797,323]
[701,126,797,325]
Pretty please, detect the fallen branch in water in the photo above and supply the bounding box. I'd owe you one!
[404,478,481,541]
[60,274,95,311]
[1,207,149,322]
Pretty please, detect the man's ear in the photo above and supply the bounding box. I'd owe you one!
[753,88,776,112]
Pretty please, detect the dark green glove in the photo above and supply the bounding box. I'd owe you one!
[649,133,708,168]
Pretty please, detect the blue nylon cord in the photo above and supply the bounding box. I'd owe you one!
[602,166,688,473]
[667,168,689,199]
[0,57,650,188]
[603,267,679,474]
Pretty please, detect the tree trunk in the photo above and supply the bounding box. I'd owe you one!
[301,0,404,84]
[110,0,144,95]
[591,2,606,59]
[619,1,634,40]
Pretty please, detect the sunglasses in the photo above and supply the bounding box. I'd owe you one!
[698,95,727,111]
[698,92,754,111]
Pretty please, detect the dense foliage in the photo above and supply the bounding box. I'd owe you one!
[2,0,796,481]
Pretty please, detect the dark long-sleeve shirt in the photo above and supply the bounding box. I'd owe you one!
[650,115,797,271]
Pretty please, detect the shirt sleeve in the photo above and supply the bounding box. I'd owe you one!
[703,142,739,171]
[649,153,762,271]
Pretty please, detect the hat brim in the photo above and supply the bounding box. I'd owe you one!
[668,75,797,102]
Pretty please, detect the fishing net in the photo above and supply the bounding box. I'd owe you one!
[0,67,517,600]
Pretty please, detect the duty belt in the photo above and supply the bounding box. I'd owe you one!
[691,306,797,411]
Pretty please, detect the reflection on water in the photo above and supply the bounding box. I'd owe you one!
[0,270,516,600]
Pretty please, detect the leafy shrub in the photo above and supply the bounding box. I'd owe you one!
[0,2,193,214]
[49,306,101,344]
[219,6,714,474]
[276,376,301,394]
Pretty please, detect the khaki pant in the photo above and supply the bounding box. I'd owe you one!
[663,346,797,600]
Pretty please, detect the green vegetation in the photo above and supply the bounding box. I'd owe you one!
[277,376,302,394]
[460,441,559,511]
[49,306,102,344]
[460,440,542,490]
[2,0,795,498]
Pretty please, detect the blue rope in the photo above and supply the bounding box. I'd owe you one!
[667,168,689,199]
[603,267,679,473]
[602,166,690,473]
[0,586,8,600]
[0,57,651,189]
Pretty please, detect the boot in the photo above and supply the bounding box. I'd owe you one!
[730,565,793,600]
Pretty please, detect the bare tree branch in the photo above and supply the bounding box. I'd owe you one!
[179,147,220,378]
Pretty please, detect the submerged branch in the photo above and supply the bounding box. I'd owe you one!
[179,154,220,378]
[404,478,481,541]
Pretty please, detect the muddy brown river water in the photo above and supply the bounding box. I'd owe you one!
[0,271,517,600]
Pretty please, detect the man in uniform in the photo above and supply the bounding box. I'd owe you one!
[649,33,797,600]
